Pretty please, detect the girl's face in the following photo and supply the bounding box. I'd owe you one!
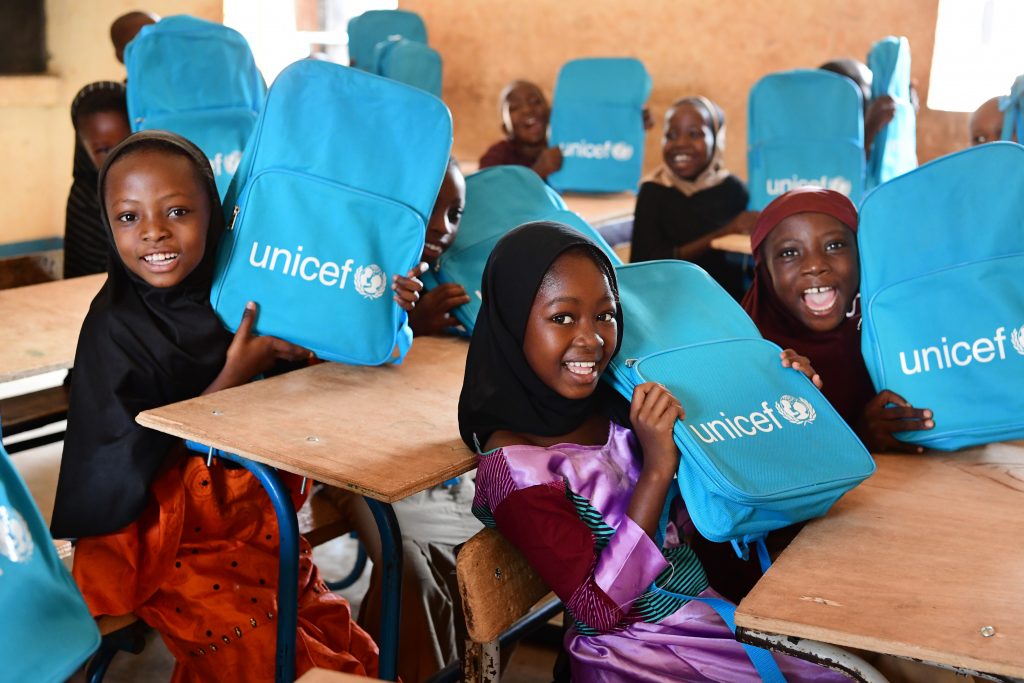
[79,110,132,169]
[104,149,210,288]
[762,212,859,333]
[422,162,466,264]
[663,103,713,181]
[523,250,618,400]
[502,83,549,145]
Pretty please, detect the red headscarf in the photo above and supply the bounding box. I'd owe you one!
[741,188,876,425]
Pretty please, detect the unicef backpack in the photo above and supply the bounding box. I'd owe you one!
[606,261,874,552]
[547,58,651,193]
[859,143,1024,450]
[125,15,266,198]
[1,442,100,681]
[432,166,621,332]
[211,59,452,365]
[347,9,427,71]
[1001,74,1024,142]
[747,69,864,209]
[866,36,918,190]
[372,37,442,97]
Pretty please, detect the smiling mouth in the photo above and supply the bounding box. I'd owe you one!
[802,286,839,315]
[563,360,600,383]
[671,153,694,164]
[141,252,180,270]
[423,242,443,255]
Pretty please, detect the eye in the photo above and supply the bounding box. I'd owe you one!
[447,206,464,223]
[169,207,189,218]
[596,310,616,323]
[116,212,137,224]
[825,240,847,252]
[551,313,575,325]
[777,247,799,259]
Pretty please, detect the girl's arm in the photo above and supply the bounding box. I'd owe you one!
[204,301,311,395]
[626,382,686,538]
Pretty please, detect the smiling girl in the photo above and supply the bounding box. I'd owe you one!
[478,80,564,179]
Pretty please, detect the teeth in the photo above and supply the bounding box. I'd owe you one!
[803,286,833,294]
[565,361,596,376]
[423,243,442,254]
[143,252,178,263]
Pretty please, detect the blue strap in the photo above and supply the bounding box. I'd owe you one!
[755,536,773,574]
[651,585,787,682]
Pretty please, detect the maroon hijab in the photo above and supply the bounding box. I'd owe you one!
[741,188,875,425]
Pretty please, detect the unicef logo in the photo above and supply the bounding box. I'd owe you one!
[354,264,387,300]
[1012,324,1024,356]
[774,395,817,426]
[0,506,34,564]
[611,142,634,161]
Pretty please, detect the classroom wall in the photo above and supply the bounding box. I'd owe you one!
[403,0,967,177]
[0,0,221,245]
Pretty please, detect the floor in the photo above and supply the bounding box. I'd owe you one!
[5,371,558,682]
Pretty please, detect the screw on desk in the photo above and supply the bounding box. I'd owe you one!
[980,626,996,637]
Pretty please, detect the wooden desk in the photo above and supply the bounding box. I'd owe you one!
[709,233,752,255]
[0,274,104,382]
[561,192,636,227]
[137,336,475,681]
[736,442,1024,679]
[296,668,369,682]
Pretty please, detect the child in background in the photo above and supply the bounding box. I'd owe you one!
[65,81,133,278]
[741,187,934,451]
[50,131,390,680]
[479,80,564,179]
[110,10,159,63]
[819,58,897,159]
[970,97,1004,145]
[630,97,756,301]
[409,158,471,336]
[460,220,841,683]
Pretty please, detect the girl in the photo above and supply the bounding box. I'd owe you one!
[478,80,564,179]
[459,220,844,682]
[741,187,934,452]
[630,97,757,301]
[65,81,133,278]
[50,131,386,681]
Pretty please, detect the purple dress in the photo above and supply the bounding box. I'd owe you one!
[472,421,847,683]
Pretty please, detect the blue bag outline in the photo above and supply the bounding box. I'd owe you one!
[866,36,918,190]
[347,9,427,71]
[372,37,442,97]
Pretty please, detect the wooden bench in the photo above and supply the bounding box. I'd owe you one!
[456,528,562,683]
[0,383,70,452]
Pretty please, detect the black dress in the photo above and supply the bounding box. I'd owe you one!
[629,177,750,300]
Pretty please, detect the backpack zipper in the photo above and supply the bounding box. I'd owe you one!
[227,205,240,231]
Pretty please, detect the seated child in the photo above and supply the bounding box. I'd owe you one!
[969,96,1019,145]
[629,96,757,300]
[65,81,133,278]
[409,158,471,336]
[741,187,934,452]
[50,131,399,681]
[478,80,564,179]
[460,220,843,682]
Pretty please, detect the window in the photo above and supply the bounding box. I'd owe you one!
[0,1,46,74]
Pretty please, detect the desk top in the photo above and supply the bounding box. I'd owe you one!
[295,669,368,682]
[0,274,104,382]
[736,442,1024,677]
[708,233,752,255]
[137,336,477,503]
[562,192,636,227]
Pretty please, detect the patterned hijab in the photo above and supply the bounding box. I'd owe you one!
[645,96,731,197]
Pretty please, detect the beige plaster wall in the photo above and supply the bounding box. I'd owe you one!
[403,0,967,176]
[0,0,220,245]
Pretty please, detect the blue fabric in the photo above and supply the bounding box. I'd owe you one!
[1,441,99,681]
[607,261,874,545]
[1000,74,1024,142]
[125,15,266,198]
[347,9,427,71]
[866,36,918,190]
[211,59,452,365]
[432,166,621,332]
[547,58,651,193]
[747,69,865,209]
[859,142,1024,450]
[372,37,442,97]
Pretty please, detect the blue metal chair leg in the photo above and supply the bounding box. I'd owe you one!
[365,499,403,681]
[324,532,368,591]
[85,647,117,683]
[219,452,298,683]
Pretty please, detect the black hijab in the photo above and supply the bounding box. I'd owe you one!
[458,221,625,450]
[51,131,233,539]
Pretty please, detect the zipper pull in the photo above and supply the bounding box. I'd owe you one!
[227,205,240,231]
[624,358,638,368]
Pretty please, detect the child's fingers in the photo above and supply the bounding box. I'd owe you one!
[629,383,653,422]
[875,390,912,409]
[392,275,424,293]
[442,292,473,310]
[880,404,932,422]
[392,284,421,304]
[235,301,257,339]
[393,294,415,312]
[406,262,429,279]
[270,338,312,361]
[812,373,823,389]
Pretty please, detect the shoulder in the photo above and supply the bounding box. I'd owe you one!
[636,182,681,209]
[721,175,750,202]
[484,428,534,451]
[479,140,515,167]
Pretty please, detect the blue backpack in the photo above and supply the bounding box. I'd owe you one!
[747,69,865,209]
[1001,74,1024,142]
[372,37,442,97]
[347,9,427,71]
[606,261,874,551]
[432,166,621,332]
[1,442,100,681]
[859,143,1024,450]
[547,58,651,193]
[125,15,266,198]
[866,36,918,190]
[211,59,453,365]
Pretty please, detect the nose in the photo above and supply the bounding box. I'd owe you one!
[801,250,830,276]
[140,214,171,242]
[573,318,605,350]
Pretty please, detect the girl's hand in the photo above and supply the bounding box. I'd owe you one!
[408,283,472,336]
[206,301,312,393]
[629,382,686,478]
[532,146,563,178]
[780,349,823,389]
[393,263,428,311]
[856,390,934,454]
